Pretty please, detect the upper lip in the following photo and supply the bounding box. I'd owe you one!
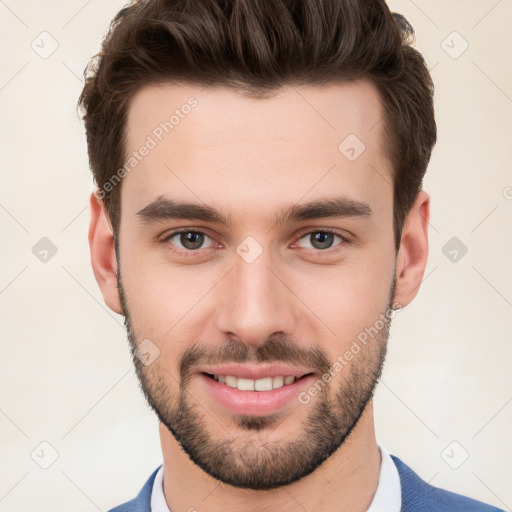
[198,363,313,380]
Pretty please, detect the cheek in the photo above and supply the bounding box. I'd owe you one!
[120,256,218,350]
[289,259,392,344]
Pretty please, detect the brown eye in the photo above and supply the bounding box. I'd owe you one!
[165,230,214,251]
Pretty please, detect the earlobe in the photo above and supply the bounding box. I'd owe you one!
[392,190,430,309]
[88,191,123,315]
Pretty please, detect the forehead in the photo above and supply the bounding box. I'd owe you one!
[121,81,392,224]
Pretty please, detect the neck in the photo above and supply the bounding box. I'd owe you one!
[159,401,381,512]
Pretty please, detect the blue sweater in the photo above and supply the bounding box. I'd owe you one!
[108,455,505,511]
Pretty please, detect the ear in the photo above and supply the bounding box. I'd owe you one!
[393,190,430,309]
[88,191,122,315]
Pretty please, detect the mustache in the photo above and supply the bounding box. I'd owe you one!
[180,335,332,383]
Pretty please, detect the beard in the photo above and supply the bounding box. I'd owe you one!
[117,263,397,491]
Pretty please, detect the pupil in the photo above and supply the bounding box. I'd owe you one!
[181,232,203,250]
[312,232,333,249]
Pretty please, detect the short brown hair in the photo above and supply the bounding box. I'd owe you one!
[78,0,436,252]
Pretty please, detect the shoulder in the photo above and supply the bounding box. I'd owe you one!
[106,465,162,512]
[392,455,505,512]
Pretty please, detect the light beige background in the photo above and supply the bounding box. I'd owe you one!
[1,1,511,511]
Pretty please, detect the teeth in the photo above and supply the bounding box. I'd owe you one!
[255,377,273,391]
[211,374,297,391]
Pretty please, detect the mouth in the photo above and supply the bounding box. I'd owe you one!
[199,371,317,416]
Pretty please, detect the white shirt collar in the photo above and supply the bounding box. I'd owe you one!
[151,444,401,512]
[367,444,402,512]
[150,461,170,512]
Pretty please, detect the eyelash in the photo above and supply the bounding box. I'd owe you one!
[161,228,349,256]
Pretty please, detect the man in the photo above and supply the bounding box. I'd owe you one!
[79,0,504,510]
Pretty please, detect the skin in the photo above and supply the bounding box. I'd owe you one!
[89,80,429,512]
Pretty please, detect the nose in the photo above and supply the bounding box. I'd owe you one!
[214,248,297,349]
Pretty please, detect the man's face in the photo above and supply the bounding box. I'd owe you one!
[116,81,399,490]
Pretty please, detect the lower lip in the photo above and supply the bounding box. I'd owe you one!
[198,372,316,416]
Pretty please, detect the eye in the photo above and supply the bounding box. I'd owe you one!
[296,230,346,251]
[162,228,348,255]
[164,230,215,252]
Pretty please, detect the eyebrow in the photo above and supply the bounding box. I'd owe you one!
[136,195,373,227]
